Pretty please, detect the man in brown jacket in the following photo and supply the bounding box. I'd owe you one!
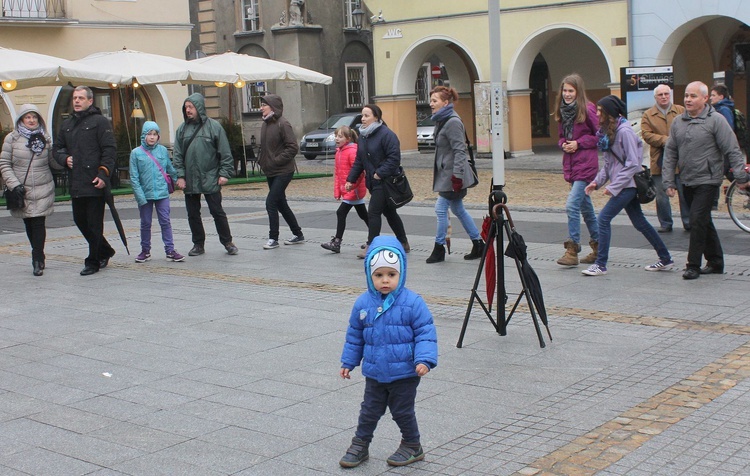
[641,84,690,232]
[257,94,304,249]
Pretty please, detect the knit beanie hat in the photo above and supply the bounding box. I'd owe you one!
[369,249,400,274]
[598,95,627,118]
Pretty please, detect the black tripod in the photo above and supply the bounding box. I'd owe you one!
[457,202,549,348]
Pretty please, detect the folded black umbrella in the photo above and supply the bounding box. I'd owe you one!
[504,227,550,339]
[105,187,130,255]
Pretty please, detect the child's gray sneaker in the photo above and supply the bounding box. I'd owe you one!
[339,437,369,468]
[386,440,424,467]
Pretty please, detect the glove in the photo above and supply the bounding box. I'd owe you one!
[451,175,463,192]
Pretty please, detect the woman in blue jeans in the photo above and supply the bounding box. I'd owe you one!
[582,96,673,276]
[425,86,483,263]
[554,74,600,266]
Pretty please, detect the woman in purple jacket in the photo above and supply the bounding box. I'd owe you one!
[582,96,673,276]
[554,74,600,266]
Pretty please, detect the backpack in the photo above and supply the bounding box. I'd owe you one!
[733,109,750,151]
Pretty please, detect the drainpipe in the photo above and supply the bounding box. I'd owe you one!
[627,0,634,66]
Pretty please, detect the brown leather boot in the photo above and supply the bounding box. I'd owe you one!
[579,240,598,264]
[556,239,580,266]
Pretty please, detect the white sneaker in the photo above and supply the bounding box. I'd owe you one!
[645,259,674,271]
[263,239,279,250]
[582,264,607,276]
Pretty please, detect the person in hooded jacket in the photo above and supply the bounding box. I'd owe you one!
[345,104,410,259]
[583,95,673,276]
[339,236,437,468]
[129,121,184,263]
[173,93,237,257]
[0,104,60,276]
[257,94,305,249]
[54,86,117,276]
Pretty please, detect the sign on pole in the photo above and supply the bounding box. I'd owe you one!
[620,66,675,118]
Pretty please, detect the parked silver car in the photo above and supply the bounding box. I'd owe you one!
[417,116,435,149]
[299,112,362,160]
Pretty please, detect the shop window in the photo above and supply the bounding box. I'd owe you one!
[243,82,267,113]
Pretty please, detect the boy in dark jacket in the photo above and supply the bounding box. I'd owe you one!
[339,236,438,468]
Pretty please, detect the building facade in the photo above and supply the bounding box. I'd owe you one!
[189,0,375,144]
[361,0,750,158]
[0,0,194,151]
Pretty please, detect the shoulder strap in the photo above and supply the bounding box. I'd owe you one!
[180,120,207,154]
[140,146,171,185]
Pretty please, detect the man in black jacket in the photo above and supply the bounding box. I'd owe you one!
[54,86,117,276]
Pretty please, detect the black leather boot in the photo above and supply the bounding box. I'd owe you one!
[426,243,446,263]
[464,239,485,260]
[32,260,43,276]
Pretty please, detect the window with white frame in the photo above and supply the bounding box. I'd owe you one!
[243,81,267,113]
[345,63,368,109]
[415,63,430,105]
[242,0,260,32]
[343,0,358,29]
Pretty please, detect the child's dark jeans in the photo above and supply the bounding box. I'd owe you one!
[355,376,421,443]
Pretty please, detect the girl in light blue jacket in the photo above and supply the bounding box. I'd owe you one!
[129,121,184,263]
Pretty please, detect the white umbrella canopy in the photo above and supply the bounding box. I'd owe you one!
[0,46,120,90]
[190,52,333,85]
[68,48,235,87]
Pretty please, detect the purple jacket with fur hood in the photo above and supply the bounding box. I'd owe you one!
[558,101,600,183]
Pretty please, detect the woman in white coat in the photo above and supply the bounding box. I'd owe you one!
[0,104,59,276]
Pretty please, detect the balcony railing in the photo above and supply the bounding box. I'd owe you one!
[2,0,66,19]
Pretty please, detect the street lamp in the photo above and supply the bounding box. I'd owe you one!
[352,1,364,31]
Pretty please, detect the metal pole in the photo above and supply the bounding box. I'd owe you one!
[488,0,505,201]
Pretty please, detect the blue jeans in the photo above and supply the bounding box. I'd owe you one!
[355,376,420,444]
[653,174,690,229]
[139,198,174,253]
[595,187,671,268]
[435,195,481,245]
[566,180,599,244]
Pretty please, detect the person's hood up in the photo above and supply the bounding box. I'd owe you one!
[183,92,207,124]
[364,236,407,315]
[15,103,46,131]
[140,121,160,150]
[260,94,284,118]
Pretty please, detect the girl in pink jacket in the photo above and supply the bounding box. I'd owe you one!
[322,126,369,253]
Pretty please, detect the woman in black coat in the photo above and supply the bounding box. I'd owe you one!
[345,104,409,259]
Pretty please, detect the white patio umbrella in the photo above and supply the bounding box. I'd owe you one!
[69,48,235,87]
[0,46,120,91]
[189,51,333,85]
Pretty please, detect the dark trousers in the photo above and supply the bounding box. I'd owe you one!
[335,202,369,239]
[355,376,421,444]
[184,192,232,246]
[366,185,408,244]
[684,184,723,270]
[266,172,302,240]
[72,196,114,269]
[23,216,46,262]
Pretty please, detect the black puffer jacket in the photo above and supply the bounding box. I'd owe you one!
[53,106,117,198]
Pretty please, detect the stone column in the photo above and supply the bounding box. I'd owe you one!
[373,94,418,151]
[507,88,533,157]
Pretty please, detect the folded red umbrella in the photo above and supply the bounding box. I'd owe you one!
[481,216,495,309]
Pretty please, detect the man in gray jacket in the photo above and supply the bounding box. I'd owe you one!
[663,81,749,280]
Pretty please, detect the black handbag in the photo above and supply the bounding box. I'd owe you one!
[382,167,413,208]
[633,166,657,204]
[3,184,26,210]
[3,155,33,211]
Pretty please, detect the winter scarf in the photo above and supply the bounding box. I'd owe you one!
[560,100,577,140]
[358,120,383,138]
[431,103,455,123]
[17,123,47,155]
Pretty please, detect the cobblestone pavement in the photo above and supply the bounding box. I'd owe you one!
[1,148,749,475]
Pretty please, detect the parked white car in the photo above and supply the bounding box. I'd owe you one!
[417,116,435,149]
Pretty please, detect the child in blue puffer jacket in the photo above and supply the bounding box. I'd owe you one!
[339,235,438,469]
[129,121,184,263]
